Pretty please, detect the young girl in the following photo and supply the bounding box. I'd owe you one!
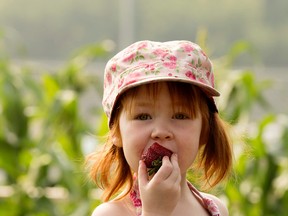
[87,40,233,216]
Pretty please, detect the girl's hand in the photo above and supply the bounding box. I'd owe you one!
[138,154,181,216]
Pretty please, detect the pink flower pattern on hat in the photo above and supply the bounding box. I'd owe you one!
[102,40,220,125]
[182,43,195,52]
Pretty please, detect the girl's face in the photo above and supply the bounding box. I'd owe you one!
[118,82,203,176]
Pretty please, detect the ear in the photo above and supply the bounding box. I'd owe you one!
[112,136,122,147]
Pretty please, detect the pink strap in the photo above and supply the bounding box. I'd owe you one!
[187,182,221,216]
[130,179,221,216]
[129,179,142,216]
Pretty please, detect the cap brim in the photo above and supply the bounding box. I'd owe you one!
[118,76,220,98]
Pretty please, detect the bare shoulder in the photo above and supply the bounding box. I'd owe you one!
[91,201,128,216]
[201,192,229,216]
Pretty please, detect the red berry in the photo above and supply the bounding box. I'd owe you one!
[141,143,173,175]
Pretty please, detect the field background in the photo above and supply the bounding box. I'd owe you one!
[0,0,288,215]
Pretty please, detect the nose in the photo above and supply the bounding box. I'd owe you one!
[151,121,173,141]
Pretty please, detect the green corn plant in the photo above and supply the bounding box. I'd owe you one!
[0,37,111,215]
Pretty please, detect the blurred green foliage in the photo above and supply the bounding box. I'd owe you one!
[0,40,108,215]
[214,42,288,215]
[0,36,288,216]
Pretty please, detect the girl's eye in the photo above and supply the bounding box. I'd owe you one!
[173,113,189,120]
[135,113,152,120]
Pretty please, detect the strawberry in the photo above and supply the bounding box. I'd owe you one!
[141,143,173,175]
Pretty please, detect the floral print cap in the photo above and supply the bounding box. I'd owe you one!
[103,40,220,125]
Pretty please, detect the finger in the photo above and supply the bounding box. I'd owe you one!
[153,156,173,180]
[170,153,179,171]
[170,154,181,183]
[138,160,148,186]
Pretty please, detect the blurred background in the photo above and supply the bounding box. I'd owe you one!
[0,0,287,215]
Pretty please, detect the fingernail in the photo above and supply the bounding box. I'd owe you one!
[139,160,146,167]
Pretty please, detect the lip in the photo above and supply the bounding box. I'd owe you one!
[143,142,158,153]
[142,142,172,155]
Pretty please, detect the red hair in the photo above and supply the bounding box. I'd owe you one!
[87,82,232,201]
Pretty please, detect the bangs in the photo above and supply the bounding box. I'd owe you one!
[119,81,208,118]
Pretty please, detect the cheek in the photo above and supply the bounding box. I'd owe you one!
[178,140,200,172]
[119,123,144,172]
[177,124,202,172]
[122,141,143,173]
